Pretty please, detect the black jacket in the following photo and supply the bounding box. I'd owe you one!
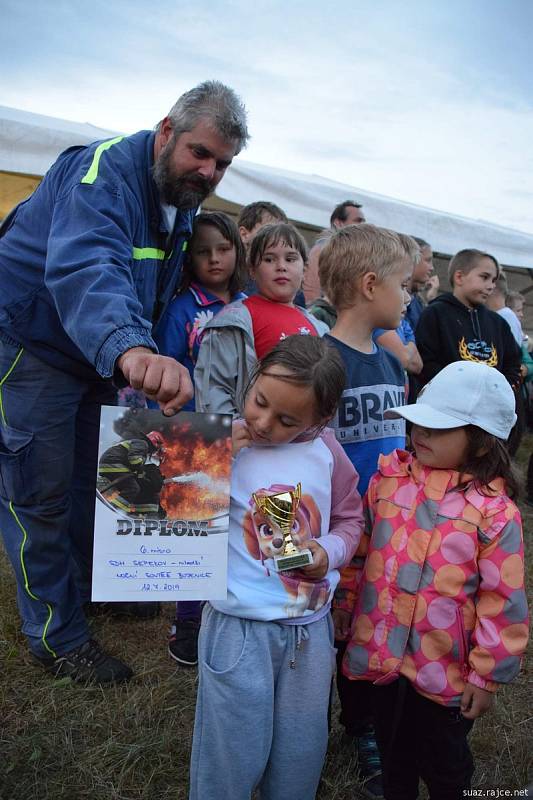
[415,292,521,389]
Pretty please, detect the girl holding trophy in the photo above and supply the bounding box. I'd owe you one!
[189,335,364,800]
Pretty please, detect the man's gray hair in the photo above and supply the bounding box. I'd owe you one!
[163,80,249,154]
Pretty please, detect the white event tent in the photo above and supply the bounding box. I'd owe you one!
[1,104,532,271]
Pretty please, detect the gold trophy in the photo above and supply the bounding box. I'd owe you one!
[252,483,313,572]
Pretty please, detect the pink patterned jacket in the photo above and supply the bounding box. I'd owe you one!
[336,449,528,706]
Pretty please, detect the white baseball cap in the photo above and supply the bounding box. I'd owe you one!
[385,361,517,439]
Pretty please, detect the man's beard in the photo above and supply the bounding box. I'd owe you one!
[153,140,214,210]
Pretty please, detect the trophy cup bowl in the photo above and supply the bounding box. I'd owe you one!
[252,483,313,572]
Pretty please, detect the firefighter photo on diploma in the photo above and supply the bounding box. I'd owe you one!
[97,431,166,517]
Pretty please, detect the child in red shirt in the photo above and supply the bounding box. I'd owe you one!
[195,222,327,416]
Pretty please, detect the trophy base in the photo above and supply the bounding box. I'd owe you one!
[273,548,313,572]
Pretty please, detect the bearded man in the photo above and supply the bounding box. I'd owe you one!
[0,81,248,683]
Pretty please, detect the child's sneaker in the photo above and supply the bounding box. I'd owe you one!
[168,619,200,666]
[35,639,133,684]
[356,727,384,799]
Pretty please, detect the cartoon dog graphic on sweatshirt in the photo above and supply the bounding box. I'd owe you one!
[242,483,330,617]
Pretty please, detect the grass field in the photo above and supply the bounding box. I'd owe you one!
[1,441,531,800]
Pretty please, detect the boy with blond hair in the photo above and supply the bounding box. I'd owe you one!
[319,224,414,494]
[319,223,416,798]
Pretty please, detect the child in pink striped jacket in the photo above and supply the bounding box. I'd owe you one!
[333,361,528,800]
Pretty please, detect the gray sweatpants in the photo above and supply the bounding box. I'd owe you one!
[189,605,336,800]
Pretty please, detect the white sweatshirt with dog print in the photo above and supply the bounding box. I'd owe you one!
[212,428,364,623]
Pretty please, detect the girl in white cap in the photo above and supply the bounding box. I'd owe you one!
[333,360,528,800]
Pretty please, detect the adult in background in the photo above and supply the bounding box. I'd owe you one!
[302,199,365,304]
[0,81,249,684]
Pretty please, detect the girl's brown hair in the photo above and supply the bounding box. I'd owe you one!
[458,426,520,498]
[180,211,247,295]
[245,335,346,431]
[248,222,308,270]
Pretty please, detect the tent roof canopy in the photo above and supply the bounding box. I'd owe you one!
[0,104,117,177]
[215,160,533,269]
[1,104,532,269]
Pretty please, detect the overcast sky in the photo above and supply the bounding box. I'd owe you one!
[2,0,532,233]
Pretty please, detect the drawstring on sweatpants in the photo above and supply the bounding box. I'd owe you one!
[289,625,309,669]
